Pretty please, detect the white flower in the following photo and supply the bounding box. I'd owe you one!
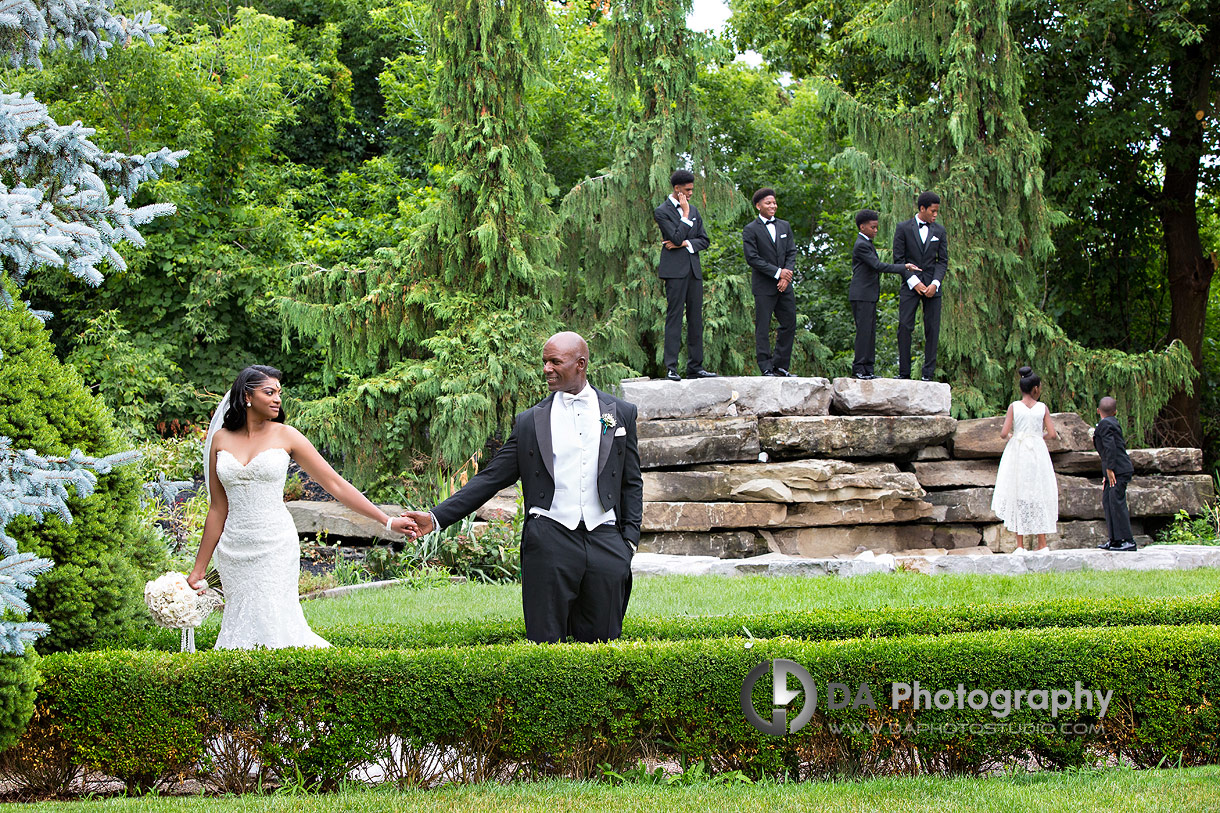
[600,412,617,434]
[144,571,222,629]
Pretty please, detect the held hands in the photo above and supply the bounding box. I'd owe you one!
[401,510,435,538]
[386,516,418,537]
[777,268,793,293]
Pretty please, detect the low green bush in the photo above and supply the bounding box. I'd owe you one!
[6,626,1219,793]
[101,593,1220,652]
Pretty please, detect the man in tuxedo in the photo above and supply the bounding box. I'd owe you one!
[654,169,716,381]
[892,191,948,380]
[403,332,643,643]
[741,187,797,376]
[1094,396,1137,552]
[849,209,922,379]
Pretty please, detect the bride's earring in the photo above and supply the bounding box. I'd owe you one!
[245,401,251,408]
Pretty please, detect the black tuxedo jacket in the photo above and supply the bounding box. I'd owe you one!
[432,389,644,545]
[742,217,797,296]
[1093,416,1134,476]
[654,199,710,280]
[892,217,948,297]
[849,234,906,303]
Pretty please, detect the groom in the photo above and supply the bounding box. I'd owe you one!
[403,332,643,643]
[893,191,948,380]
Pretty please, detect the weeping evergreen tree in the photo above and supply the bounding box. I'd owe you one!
[556,0,754,382]
[282,0,560,484]
[817,0,1195,439]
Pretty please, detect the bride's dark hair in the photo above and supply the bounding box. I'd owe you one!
[223,365,286,431]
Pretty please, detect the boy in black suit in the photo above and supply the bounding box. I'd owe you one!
[1094,396,1137,551]
[892,191,948,380]
[654,169,715,381]
[849,209,922,379]
[742,187,797,376]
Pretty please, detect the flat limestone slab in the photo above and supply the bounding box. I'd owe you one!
[759,415,957,459]
[621,376,832,421]
[951,412,1093,458]
[642,460,924,503]
[1052,448,1204,475]
[637,530,766,558]
[781,498,934,527]
[630,545,1220,578]
[642,501,786,532]
[912,460,998,488]
[287,500,408,541]
[830,377,951,415]
[637,416,760,468]
[765,525,938,558]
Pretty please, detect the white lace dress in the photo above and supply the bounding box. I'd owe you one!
[991,401,1059,536]
[212,447,329,649]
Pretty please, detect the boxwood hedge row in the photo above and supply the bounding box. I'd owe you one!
[5,625,1218,794]
[114,593,1220,651]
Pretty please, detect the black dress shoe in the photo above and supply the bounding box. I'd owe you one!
[853,373,876,380]
[690,369,718,378]
[774,368,792,377]
[897,374,910,380]
[762,369,778,377]
[1110,540,1138,552]
[920,376,934,382]
[665,369,681,382]
[1096,540,1114,550]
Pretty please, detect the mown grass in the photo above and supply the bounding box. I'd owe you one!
[299,568,1220,630]
[12,767,1220,811]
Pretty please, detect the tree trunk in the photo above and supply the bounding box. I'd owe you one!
[1157,38,1217,448]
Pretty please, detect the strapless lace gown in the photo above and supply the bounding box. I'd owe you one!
[213,447,329,649]
[990,401,1059,536]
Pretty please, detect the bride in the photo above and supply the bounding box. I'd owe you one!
[188,365,414,649]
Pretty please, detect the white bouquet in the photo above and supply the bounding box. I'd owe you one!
[144,572,223,651]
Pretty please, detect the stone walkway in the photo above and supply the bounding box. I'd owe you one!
[631,544,1220,578]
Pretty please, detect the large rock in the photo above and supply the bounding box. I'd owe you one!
[759,415,957,459]
[620,376,832,421]
[475,487,519,521]
[924,488,997,523]
[1051,448,1204,475]
[782,498,934,527]
[915,445,951,461]
[912,460,998,488]
[931,525,984,549]
[637,417,760,468]
[830,377,951,416]
[766,525,936,557]
[642,460,925,503]
[642,501,786,532]
[1057,474,1214,520]
[637,531,766,558]
[288,500,407,541]
[951,412,1094,458]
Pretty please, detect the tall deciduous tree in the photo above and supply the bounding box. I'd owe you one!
[282,0,559,484]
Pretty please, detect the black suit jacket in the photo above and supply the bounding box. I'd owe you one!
[654,198,710,280]
[742,217,797,296]
[892,217,948,297]
[1093,416,1134,476]
[432,389,644,545]
[849,234,906,302]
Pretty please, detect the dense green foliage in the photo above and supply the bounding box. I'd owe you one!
[7,625,1220,792]
[0,302,166,652]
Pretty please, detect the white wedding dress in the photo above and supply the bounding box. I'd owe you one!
[991,401,1059,536]
[212,447,329,649]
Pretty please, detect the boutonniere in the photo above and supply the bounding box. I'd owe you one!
[600,412,617,435]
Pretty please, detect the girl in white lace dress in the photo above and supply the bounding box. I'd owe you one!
[991,366,1059,550]
[187,366,414,649]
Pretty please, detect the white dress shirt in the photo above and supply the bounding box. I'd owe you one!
[761,215,782,279]
[668,195,697,253]
[906,218,941,292]
[531,384,616,530]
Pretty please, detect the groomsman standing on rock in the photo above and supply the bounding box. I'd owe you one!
[654,169,717,382]
[849,209,922,379]
[742,187,797,377]
[893,191,948,381]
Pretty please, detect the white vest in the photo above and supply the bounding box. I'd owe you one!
[531,385,616,530]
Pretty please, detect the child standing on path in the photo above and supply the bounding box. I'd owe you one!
[991,366,1060,550]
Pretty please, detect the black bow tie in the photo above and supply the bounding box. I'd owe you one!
[763,218,775,225]
[918,221,929,229]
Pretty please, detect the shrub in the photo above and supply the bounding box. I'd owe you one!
[0,302,166,652]
[10,625,1220,792]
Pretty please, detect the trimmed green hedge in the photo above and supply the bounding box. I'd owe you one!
[7,625,1219,793]
[112,593,1220,651]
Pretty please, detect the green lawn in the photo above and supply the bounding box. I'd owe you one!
[12,768,1220,811]
[298,569,1220,629]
